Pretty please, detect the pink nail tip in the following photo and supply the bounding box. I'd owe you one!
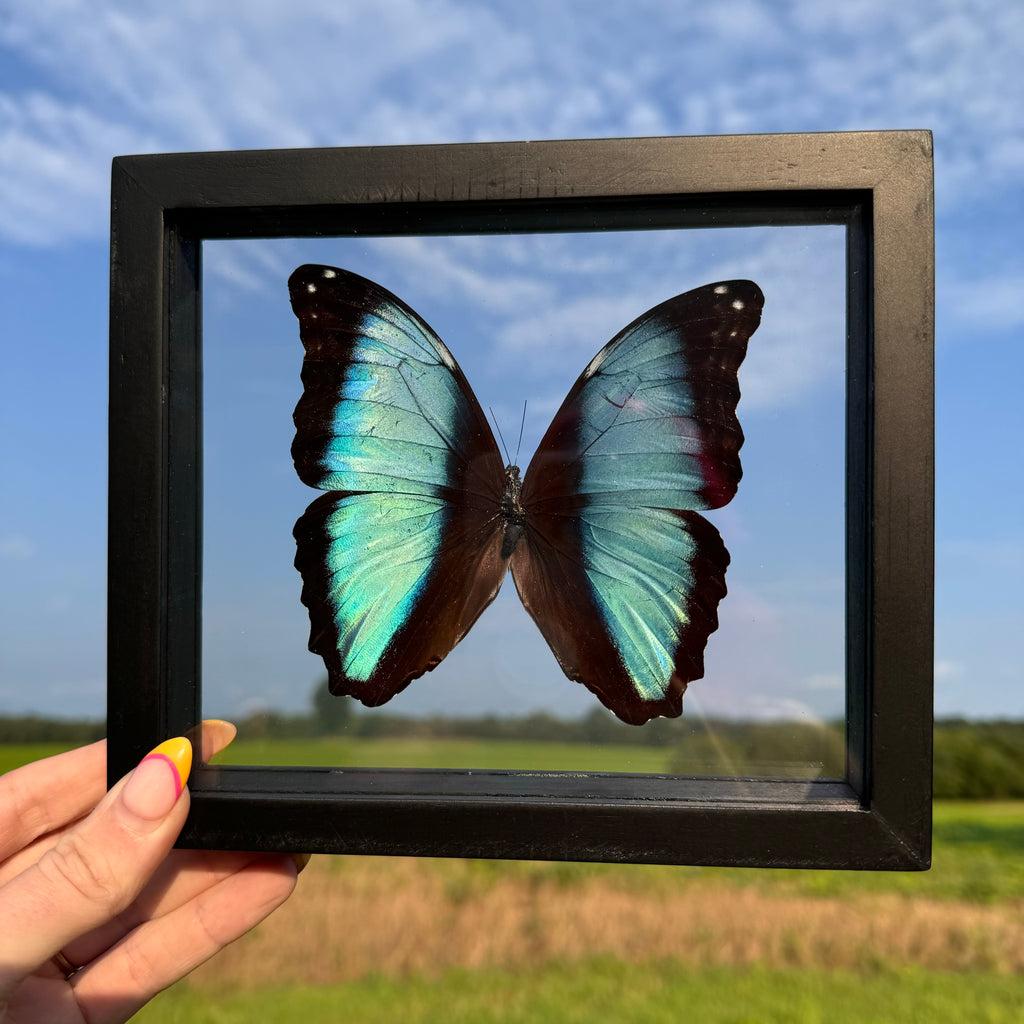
[142,752,184,798]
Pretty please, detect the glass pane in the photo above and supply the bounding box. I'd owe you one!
[202,225,846,777]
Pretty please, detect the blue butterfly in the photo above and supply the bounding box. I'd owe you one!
[290,265,762,724]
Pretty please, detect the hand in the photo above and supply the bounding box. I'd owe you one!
[0,721,303,1023]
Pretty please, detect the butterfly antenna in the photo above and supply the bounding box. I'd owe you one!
[515,400,527,466]
[489,406,512,465]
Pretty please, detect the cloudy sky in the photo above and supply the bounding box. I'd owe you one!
[1,0,1021,725]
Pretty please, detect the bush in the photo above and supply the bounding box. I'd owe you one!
[0,715,104,744]
[933,721,1024,799]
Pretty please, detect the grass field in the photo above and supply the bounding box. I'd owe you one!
[0,742,75,775]
[0,736,682,776]
[218,735,682,773]
[5,740,1022,1021]
[141,963,1024,1023]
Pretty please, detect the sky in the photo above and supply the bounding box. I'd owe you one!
[0,0,1021,725]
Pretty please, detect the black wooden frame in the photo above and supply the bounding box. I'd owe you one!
[108,132,934,867]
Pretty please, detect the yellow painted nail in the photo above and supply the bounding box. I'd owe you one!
[143,737,193,797]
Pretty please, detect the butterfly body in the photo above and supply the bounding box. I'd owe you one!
[290,265,762,724]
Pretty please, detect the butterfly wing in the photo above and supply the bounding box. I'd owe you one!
[513,280,763,724]
[289,265,509,705]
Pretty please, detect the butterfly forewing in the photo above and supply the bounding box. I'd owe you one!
[291,265,504,506]
[521,281,761,512]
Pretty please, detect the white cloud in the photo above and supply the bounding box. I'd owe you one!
[939,538,1024,573]
[803,672,843,691]
[488,228,847,411]
[1,0,1022,247]
[368,236,553,314]
[942,272,1024,333]
[50,678,105,698]
[0,534,35,558]
[689,690,827,723]
[496,292,661,359]
[0,92,155,244]
[205,238,300,293]
[934,659,964,682]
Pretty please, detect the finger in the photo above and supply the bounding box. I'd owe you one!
[62,848,284,967]
[0,737,193,992]
[0,740,107,861]
[0,721,237,887]
[72,855,298,1024]
[188,718,238,763]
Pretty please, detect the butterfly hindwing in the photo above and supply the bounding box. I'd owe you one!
[512,281,762,723]
[294,490,509,705]
[510,507,729,724]
[289,265,509,704]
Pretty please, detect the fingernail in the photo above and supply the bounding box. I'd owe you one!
[122,738,193,820]
[185,719,237,760]
[292,853,312,874]
[202,718,237,734]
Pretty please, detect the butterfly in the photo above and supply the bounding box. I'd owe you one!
[289,264,762,725]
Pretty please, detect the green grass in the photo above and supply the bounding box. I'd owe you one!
[136,962,1024,1023]
[711,800,1024,903]
[0,733,676,774]
[0,743,75,775]
[214,736,676,773]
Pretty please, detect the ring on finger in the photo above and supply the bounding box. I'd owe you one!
[51,949,81,980]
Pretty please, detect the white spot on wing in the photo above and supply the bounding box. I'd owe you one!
[437,343,457,370]
[584,349,608,377]
[322,268,337,278]
[714,284,728,294]
[306,282,317,293]
[731,299,745,310]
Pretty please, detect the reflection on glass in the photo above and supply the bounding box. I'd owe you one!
[202,227,847,777]
[210,687,845,779]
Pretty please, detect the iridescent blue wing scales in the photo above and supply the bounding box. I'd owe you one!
[292,266,501,505]
[513,281,762,723]
[289,265,509,705]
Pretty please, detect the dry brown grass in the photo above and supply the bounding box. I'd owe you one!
[190,857,1024,991]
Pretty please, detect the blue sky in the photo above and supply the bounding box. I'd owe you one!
[0,0,1021,724]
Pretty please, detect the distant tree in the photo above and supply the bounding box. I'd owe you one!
[580,707,627,745]
[0,716,104,744]
[235,709,311,740]
[310,677,354,735]
[933,722,1024,798]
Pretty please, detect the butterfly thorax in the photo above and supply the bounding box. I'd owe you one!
[500,463,527,559]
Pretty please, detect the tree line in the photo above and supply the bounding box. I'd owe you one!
[3,700,1023,799]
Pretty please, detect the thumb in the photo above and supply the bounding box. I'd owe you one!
[0,738,192,991]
